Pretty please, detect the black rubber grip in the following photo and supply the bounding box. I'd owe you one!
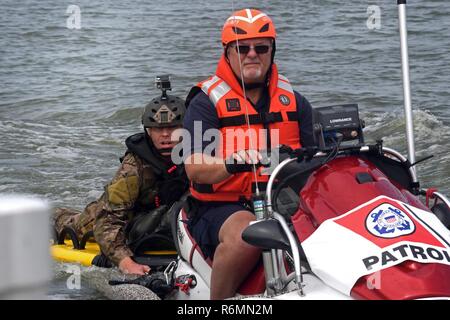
[225,161,254,174]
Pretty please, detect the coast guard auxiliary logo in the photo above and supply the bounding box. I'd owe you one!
[279,94,290,106]
[366,203,415,238]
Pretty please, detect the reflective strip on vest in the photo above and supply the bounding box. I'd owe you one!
[278,74,289,82]
[208,81,232,106]
[201,76,221,95]
[277,78,294,94]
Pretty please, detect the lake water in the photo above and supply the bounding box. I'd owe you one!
[1,0,449,299]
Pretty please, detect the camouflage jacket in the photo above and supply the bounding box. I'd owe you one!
[94,150,186,266]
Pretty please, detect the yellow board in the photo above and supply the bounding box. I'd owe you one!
[50,240,177,267]
[51,240,99,266]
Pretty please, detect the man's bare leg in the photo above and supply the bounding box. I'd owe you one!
[210,210,261,300]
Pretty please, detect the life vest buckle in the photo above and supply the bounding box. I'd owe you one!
[261,112,277,124]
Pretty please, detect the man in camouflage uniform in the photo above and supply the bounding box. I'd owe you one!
[54,79,188,275]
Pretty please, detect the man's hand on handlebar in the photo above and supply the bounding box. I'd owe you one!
[224,149,264,174]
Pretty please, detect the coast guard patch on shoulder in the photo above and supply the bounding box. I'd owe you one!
[226,98,241,111]
[279,94,290,106]
[366,203,415,238]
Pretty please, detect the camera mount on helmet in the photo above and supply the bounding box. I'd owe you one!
[142,75,186,129]
[155,75,172,99]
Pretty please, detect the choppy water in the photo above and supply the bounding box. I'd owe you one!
[49,263,108,300]
[1,0,449,299]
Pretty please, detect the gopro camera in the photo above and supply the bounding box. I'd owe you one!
[155,75,172,98]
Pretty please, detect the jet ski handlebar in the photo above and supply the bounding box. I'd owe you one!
[265,143,419,217]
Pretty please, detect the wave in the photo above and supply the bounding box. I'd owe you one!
[104,106,144,124]
[363,108,448,149]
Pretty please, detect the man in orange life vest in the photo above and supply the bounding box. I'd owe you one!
[183,9,315,299]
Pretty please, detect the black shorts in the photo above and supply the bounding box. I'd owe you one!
[187,201,249,259]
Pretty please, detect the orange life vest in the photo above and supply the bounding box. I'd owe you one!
[190,55,301,202]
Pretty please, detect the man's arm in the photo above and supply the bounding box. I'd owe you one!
[295,91,316,147]
[185,150,263,184]
[184,153,230,184]
[93,153,149,274]
[183,92,229,184]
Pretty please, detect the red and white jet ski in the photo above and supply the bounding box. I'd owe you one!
[162,1,450,300]
[167,128,450,300]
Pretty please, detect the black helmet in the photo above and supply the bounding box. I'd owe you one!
[142,95,185,128]
[142,75,186,128]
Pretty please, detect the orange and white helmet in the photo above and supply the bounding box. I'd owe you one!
[221,8,276,46]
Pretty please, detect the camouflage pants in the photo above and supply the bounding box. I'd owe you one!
[53,200,101,240]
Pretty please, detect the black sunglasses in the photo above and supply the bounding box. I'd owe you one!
[232,44,271,55]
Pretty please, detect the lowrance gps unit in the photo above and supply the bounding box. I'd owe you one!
[312,104,365,150]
